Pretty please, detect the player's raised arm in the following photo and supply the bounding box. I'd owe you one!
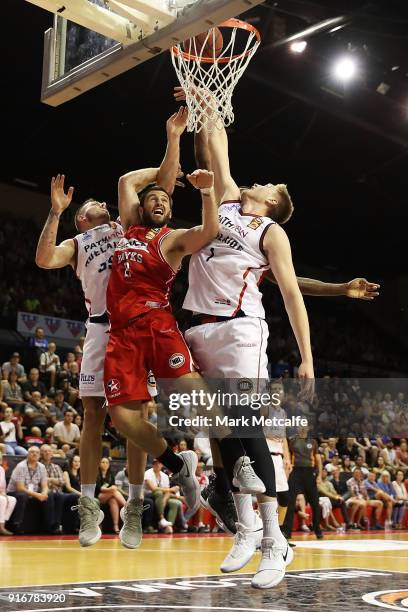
[265,271,380,300]
[35,174,76,269]
[263,225,314,382]
[118,107,188,230]
[162,169,219,259]
[157,106,188,194]
[174,86,239,203]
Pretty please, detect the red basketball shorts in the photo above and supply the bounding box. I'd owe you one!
[104,309,195,405]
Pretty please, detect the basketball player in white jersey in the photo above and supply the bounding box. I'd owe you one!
[35,108,189,548]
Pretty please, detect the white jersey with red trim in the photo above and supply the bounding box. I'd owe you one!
[74,223,124,317]
[183,201,275,318]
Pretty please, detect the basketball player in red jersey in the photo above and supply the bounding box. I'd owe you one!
[103,167,220,517]
[36,108,190,547]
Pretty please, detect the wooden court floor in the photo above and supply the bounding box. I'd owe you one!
[1,531,407,611]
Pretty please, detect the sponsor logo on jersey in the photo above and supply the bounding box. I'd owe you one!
[81,231,92,242]
[363,589,408,609]
[147,373,156,387]
[238,379,254,392]
[214,297,231,305]
[80,374,95,384]
[218,215,248,239]
[145,228,161,241]
[247,216,264,230]
[117,237,149,253]
[215,231,244,251]
[107,378,121,395]
[169,353,185,368]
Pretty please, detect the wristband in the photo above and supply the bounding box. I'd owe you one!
[200,187,214,196]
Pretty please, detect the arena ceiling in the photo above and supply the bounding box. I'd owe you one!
[2,0,408,275]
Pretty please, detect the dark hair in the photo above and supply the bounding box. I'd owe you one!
[139,185,173,209]
[74,198,96,230]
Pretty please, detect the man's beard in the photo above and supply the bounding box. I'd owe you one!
[142,210,171,228]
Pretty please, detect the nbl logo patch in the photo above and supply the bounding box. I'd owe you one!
[169,353,185,369]
[247,216,264,230]
[238,378,254,392]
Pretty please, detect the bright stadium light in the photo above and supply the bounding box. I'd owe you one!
[333,56,357,81]
[290,40,307,53]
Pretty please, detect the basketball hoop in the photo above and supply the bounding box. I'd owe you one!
[171,18,261,132]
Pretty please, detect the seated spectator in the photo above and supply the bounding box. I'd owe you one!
[73,414,82,430]
[22,368,47,403]
[365,471,394,528]
[380,438,398,477]
[341,456,353,474]
[40,444,78,533]
[96,457,126,534]
[373,455,387,477]
[354,456,369,477]
[338,438,361,463]
[396,441,408,475]
[24,391,51,433]
[66,363,80,406]
[318,468,351,528]
[392,470,408,528]
[347,467,383,529]
[2,372,26,412]
[144,459,182,534]
[377,470,397,528]
[114,463,156,533]
[6,446,54,534]
[48,390,71,424]
[0,384,7,413]
[0,407,27,455]
[0,450,17,534]
[39,342,61,393]
[2,352,26,384]
[295,493,310,532]
[53,410,80,449]
[356,437,377,466]
[63,454,81,497]
[62,352,76,373]
[24,426,45,448]
[27,327,48,369]
[178,439,188,452]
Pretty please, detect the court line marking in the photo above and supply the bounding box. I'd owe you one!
[0,566,360,590]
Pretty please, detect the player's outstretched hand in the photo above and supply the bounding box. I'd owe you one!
[174,86,187,102]
[297,361,315,403]
[167,105,188,138]
[50,174,74,214]
[346,278,380,300]
[186,169,214,190]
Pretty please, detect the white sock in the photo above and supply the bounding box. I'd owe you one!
[233,493,258,529]
[129,484,143,501]
[81,484,96,498]
[259,501,286,545]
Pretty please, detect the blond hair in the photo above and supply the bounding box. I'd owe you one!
[274,184,294,225]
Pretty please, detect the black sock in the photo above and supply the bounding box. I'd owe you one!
[157,446,183,474]
[214,466,231,495]
[218,436,245,482]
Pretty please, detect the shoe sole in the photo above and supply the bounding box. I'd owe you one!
[251,570,285,589]
[79,510,104,547]
[232,477,266,494]
[200,494,235,536]
[180,451,200,518]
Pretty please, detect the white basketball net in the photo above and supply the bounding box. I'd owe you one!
[171,22,260,133]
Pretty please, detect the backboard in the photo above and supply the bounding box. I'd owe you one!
[25,0,265,106]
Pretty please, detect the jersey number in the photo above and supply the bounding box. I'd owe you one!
[206,247,215,262]
[97,255,113,273]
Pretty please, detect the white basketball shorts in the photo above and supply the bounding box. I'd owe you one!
[184,316,269,388]
[271,454,289,492]
[79,322,109,397]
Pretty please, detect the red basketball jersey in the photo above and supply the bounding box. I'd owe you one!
[107,225,176,329]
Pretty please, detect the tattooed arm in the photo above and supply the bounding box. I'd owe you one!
[35,174,76,269]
